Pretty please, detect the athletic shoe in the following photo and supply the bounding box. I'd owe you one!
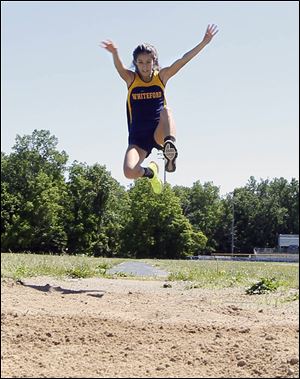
[163,140,178,172]
[148,161,163,194]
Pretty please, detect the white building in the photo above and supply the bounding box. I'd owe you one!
[278,234,299,253]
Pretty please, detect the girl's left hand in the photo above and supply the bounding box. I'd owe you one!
[202,24,219,44]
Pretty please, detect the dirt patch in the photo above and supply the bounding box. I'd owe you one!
[1,277,299,378]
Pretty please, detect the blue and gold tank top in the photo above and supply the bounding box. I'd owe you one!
[126,70,166,132]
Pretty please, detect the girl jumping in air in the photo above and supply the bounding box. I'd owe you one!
[102,24,218,194]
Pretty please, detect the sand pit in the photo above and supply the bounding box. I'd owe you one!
[1,277,299,378]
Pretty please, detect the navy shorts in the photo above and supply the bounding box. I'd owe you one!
[128,123,163,157]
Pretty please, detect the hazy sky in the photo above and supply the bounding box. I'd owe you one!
[1,1,299,195]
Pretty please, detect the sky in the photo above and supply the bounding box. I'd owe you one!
[1,1,299,195]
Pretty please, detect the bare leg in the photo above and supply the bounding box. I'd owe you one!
[123,145,148,179]
[154,106,176,145]
[123,144,163,193]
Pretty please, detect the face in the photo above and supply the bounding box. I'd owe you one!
[135,53,154,81]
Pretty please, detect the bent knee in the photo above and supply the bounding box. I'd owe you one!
[123,165,142,179]
[123,166,135,179]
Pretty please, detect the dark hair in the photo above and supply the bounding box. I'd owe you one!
[132,43,160,71]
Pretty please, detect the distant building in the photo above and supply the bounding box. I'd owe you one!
[278,234,299,253]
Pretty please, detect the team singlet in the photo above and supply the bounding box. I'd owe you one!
[126,70,166,132]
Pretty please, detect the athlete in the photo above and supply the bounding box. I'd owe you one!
[101,24,218,194]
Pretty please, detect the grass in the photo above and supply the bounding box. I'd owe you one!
[145,258,299,290]
[1,252,126,280]
[1,252,299,291]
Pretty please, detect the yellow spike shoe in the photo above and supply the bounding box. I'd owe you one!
[148,161,163,194]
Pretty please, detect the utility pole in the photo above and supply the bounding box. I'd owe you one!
[231,194,235,256]
[157,151,166,184]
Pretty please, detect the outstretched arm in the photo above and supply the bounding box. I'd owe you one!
[101,40,134,86]
[159,24,218,85]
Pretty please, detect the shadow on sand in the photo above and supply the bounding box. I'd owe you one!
[17,280,105,298]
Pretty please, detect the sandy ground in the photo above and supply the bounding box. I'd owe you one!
[1,276,299,378]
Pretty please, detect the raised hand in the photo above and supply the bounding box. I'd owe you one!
[202,24,219,45]
[101,39,118,54]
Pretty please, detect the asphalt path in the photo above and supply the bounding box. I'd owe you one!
[107,261,169,278]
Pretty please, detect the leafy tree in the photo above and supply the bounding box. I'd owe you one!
[1,130,68,252]
[174,177,299,254]
[2,130,298,257]
[12,129,68,180]
[65,162,129,256]
[215,195,234,253]
[1,153,22,249]
[174,181,224,252]
[122,179,207,259]
[268,177,299,234]
[232,177,299,252]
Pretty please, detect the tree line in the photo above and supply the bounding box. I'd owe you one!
[1,130,299,258]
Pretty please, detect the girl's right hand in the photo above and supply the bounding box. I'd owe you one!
[101,40,118,53]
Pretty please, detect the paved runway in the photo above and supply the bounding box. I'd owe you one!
[107,261,169,278]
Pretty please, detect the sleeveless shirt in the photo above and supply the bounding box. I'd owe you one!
[126,70,166,133]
